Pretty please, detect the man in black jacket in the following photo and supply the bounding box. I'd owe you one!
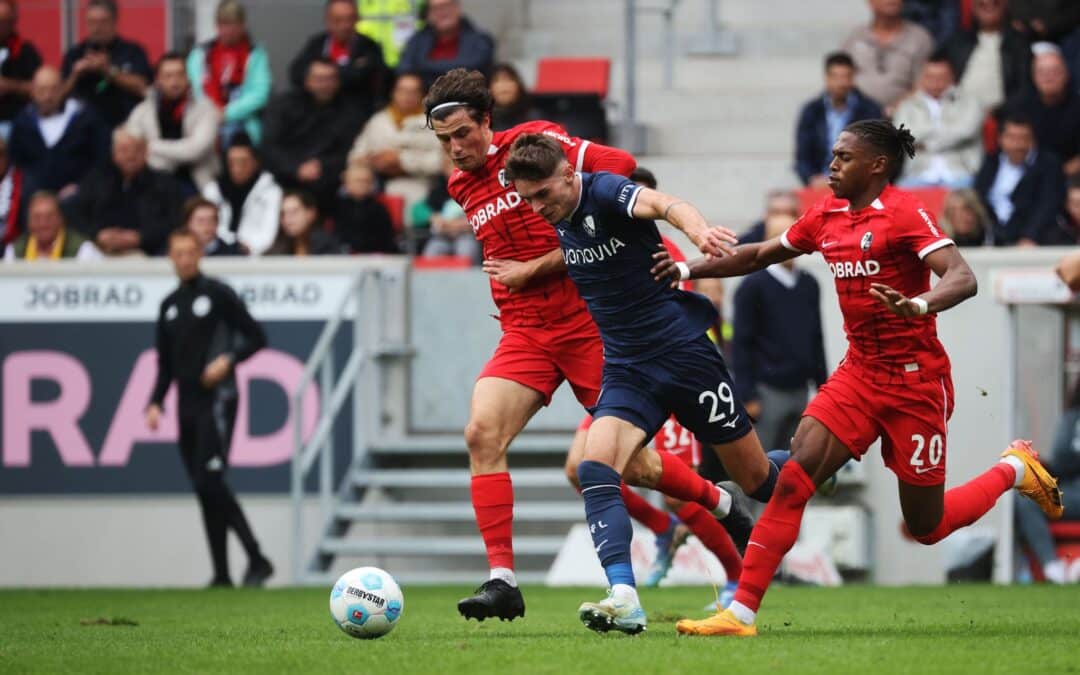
[146,229,273,587]
[941,0,1030,113]
[288,0,385,116]
[794,52,881,187]
[397,0,494,87]
[0,0,43,134]
[262,57,364,210]
[10,66,108,196]
[68,128,182,255]
[975,114,1065,245]
[1004,44,1080,176]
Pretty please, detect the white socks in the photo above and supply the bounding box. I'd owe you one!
[728,600,756,624]
[713,486,733,518]
[611,583,639,604]
[1043,560,1067,585]
[1000,455,1026,487]
[490,567,518,587]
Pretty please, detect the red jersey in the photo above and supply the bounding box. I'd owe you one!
[447,120,636,327]
[780,185,955,384]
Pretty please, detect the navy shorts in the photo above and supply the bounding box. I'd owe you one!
[590,334,753,446]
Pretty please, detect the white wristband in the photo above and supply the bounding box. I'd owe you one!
[675,262,691,281]
[911,297,928,315]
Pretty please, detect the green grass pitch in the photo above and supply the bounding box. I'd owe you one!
[1,585,1078,674]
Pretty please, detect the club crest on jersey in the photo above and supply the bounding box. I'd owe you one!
[497,169,509,188]
[860,231,873,252]
[583,215,597,237]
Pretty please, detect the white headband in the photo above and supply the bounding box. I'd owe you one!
[429,101,469,115]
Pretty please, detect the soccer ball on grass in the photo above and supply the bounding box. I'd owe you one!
[329,567,404,639]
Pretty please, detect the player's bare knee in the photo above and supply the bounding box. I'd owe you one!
[564,456,582,490]
[464,418,506,465]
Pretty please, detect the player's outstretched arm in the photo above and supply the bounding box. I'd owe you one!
[631,188,737,258]
[869,245,977,317]
[651,237,799,287]
[482,248,566,293]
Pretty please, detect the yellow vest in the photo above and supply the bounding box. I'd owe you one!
[357,0,419,67]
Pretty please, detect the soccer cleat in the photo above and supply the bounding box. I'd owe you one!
[643,517,691,587]
[717,483,754,554]
[242,557,274,588]
[676,608,757,637]
[578,592,647,635]
[206,577,233,589]
[457,579,526,622]
[1002,439,1063,520]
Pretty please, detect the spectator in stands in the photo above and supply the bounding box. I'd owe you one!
[842,0,935,112]
[358,0,417,70]
[732,212,827,451]
[942,0,1031,114]
[940,188,993,246]
[187,0,271,145]
[202,134,281,255]
[397,0,494,87]
[739,189,801,244]
[0,136,23,245]
[1041,176,1080,246]
[268,189,344,256]
[420,183,476,262]
[262,57,363,210]
[60,0,151,128]
[795,51,883,187]
[1009,0,1080,44]
[489,63,540,131]
[1004,43,1080,177]
[184,195,239,256]
[69,128,181,256]
[11,66,108,196]
[332,161,398,254]
[4,191,101,261]
[894,55,983,188]
[348,72,443,223]
[125,53,221,194]
[1013,380,1080,584]
[975,114,1064,246]
[290,0,385,120]
[902,0,958,48]
[0,0,42,139]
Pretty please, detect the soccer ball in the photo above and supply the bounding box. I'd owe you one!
[329,567,404,639]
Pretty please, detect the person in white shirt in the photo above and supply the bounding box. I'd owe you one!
[894,55,983,189]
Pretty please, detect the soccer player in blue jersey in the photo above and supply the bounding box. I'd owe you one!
[504,134,784,635]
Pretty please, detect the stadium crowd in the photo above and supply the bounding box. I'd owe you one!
[3,0,1080,260]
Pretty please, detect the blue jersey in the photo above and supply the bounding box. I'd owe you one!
[554,172,717,364]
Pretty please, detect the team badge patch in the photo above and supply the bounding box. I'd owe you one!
[192,295,212,317]
[860,231,873,252]
[497,169,509,188]
[583,215,596,237]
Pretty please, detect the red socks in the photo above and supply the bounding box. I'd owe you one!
[471,472,514,570]
[620,483,671,535]
[677,502,743,581]
[913,463,1015,545]
[654,451,720,511]
[733,462,815,612]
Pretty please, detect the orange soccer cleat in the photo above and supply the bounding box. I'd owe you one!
[1002,440,1064,520]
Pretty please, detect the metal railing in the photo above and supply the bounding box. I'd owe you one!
[289,267,392,584]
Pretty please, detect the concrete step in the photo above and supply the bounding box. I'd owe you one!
[320,536,566,557]
[335,501,584,522]
[350,468,569,489]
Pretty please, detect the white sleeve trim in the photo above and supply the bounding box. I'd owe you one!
[625,184,644,218]
[917,238,955,260]
[780,229,810,253]
[575,140,591,173]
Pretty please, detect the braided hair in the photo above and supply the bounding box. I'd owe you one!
[844,119,917,182]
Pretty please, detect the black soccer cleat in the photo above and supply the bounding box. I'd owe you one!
[457,579,525,622]
[242,557,274,588]
[718,482,755,555]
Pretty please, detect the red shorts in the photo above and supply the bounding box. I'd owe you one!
[577,414,700,467]
[804,360,955,486]
[479,310,603,406]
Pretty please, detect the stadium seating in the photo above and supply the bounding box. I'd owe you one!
[532,57,610,143]
[1027,521,1080,582]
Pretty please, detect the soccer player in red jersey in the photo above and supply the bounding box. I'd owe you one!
[660,120,1064,637]
[424,69,749,621]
